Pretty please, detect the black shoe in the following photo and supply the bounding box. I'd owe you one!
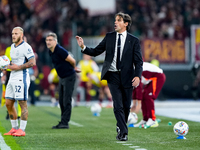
[116,134,128,141]
[52,122,69,129]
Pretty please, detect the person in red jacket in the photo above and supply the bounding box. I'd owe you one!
[134,62,166,128]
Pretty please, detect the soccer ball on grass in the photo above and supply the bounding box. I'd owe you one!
[90,103,102,116]
[173,121,189,139]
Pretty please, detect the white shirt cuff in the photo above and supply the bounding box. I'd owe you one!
[82,45,86,51]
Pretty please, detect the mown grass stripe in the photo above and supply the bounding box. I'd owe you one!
[0,106,199,150]
[36,107,84,127]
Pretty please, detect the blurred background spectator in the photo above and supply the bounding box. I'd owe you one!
[1,0,199,52]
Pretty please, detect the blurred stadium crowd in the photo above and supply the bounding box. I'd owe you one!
[1,0,200,65]
[0,0,200,99]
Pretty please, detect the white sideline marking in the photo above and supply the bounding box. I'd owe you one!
[129,146,147,150]
[69,121,83,127]
[0,133,11,150]
[129,146,140,148]
[116,141,126,143]
[122,144,133,145]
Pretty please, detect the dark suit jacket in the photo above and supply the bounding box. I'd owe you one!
[82,31,143,88]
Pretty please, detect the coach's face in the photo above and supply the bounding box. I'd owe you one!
[12,28,23,44]
[46,36,57,50]
[114,16,128,33]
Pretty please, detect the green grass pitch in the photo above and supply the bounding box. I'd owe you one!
[0,105,199,150]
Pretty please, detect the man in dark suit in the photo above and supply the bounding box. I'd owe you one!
[76,12,143,141]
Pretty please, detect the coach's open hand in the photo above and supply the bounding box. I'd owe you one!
[75,36,85,49]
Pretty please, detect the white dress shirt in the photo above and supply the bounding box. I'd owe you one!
[109,30,127,71]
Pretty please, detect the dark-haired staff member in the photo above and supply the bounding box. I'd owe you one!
[76,12,143,141]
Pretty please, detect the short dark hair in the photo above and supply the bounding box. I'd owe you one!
[115,12,132,31]
[46,32,57,42]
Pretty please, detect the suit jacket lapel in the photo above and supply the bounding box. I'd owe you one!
[111,32,116,55]
[121,33,130,61]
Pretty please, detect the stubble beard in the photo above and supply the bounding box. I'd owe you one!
[13,36,21,44]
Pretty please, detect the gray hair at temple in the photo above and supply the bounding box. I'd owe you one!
[46,32,58,42]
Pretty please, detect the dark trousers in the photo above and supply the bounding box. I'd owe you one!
[59,73,76,125]
[107,72,133,136]
[29,81,36,105]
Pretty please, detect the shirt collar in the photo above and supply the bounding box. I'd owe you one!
[117,30,127,37]
[14,41,24,48]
